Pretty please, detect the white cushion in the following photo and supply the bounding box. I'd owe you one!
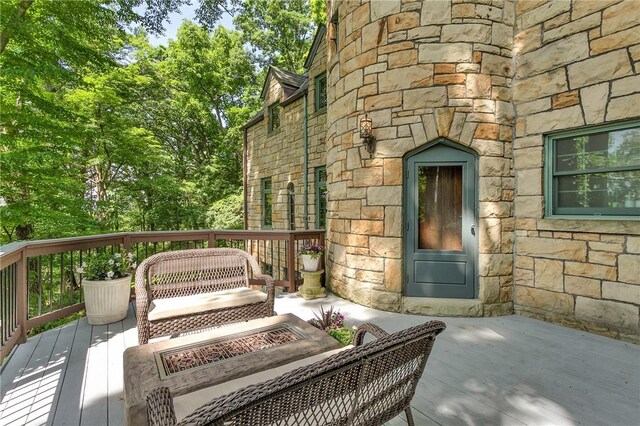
[173,346,353,421]
[148,288,267,321]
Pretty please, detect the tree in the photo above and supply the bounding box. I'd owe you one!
[233,0,314,72]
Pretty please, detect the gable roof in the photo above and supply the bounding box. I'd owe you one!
[259,66,307,100]
[304,25,326,70]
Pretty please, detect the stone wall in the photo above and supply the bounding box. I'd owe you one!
[245,40,328,233]
[511,0,640,341]
[325,0,517,315]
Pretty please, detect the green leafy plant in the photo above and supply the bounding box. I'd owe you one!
[329,327,355,346]
[297,242,325,259]
[308,305,354,346]
[78,251,134,281]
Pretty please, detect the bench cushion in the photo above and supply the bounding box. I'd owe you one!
[148,288,267,321]
[172,345,352,421]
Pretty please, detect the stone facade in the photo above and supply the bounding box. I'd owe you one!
[325,0,517,316]
[244,0,640,341]
[245,35,328,232]
[511,0,640,341]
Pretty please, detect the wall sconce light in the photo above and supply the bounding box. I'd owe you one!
[360,113,375,153]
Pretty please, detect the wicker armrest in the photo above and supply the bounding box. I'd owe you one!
[354,322,389,346]
[147,387,177,426]
[254,273,275,314]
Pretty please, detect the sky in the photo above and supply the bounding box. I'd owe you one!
[146,3,235,47]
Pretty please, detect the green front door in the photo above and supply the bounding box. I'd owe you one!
[404,141,477,298]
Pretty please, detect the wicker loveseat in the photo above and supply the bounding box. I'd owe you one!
[135,248,275,345]
[146,320,446,426]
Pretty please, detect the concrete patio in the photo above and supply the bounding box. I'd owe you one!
[1,293,638,425]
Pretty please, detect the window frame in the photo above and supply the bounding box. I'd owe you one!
[544,120,640,219]
[315,73,327,112]
[268,102,280,133]
[261,177,273,228]
[315,166,327,229]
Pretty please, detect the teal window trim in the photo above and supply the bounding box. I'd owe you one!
[261,177,273,228]
[268,102,280,133]
[315,73,327,112]
[315,166,327,229]
[544,119,640,219]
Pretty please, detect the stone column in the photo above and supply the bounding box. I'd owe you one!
[325,0,516,316]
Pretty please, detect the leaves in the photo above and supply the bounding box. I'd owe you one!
[1,0,317,243]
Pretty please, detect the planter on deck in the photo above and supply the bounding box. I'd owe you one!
[82,275,131,325]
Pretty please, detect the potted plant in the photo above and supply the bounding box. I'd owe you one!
[308,305,355,346]
[297,242,325,272]
[78,250,135,325]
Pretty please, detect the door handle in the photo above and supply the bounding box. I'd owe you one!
[471,224,476,236]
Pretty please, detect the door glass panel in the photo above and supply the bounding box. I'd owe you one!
[418,165,463,250]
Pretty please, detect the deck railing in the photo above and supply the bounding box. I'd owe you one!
[0,229,324,361]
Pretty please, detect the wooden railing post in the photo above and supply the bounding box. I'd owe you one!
[16,248,27,344]
[287,233,296,293]
[123,234,131,253]
[208,232,216,248]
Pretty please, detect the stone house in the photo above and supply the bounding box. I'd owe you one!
[243,0,640,342]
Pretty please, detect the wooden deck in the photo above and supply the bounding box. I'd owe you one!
[2,294,638,426]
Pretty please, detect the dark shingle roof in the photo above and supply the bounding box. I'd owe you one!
[259,66,307,100]
[281,80,308,107]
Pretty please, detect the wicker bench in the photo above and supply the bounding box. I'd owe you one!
[135,248,275,345]
[146,319,446,426]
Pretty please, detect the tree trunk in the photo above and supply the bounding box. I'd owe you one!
[0,0,35,55]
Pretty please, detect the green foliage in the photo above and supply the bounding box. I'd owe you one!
[0,0,319,245]
[28,310,86,337]
[308,305,354,346]
[206,192,244,229]
[233,0,314,72]
[310,0,326,26]
[329,327,355,346]
[80,250,132,280]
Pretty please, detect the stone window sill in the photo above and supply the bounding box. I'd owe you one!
[537,218,640,235]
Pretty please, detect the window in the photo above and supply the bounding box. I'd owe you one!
[315,74,327,111]
[545,121,640,217]
[287,183,295,230]
[268,102,280,132]
[261,177,272,227]
[315,167,327,229]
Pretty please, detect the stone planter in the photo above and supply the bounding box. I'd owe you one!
[298,269,326,300]
[301,254,320,272]
[82,275,131,325]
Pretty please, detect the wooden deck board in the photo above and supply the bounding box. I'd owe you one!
[51,316,92,426]
[2,327,60,425]
[79,324,109,426]
[1,296,639,426]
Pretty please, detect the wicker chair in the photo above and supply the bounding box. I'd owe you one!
[135,248,275,345]
[146,320,446,426]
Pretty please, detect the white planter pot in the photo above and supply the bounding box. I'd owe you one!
[301,254,320,272]
[82,275,131,325]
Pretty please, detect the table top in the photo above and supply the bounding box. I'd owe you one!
[123,314,342,424]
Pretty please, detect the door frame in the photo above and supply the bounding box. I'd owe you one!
[402,138,479,298]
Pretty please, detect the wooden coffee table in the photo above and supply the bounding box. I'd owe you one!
[123,313,342,425]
